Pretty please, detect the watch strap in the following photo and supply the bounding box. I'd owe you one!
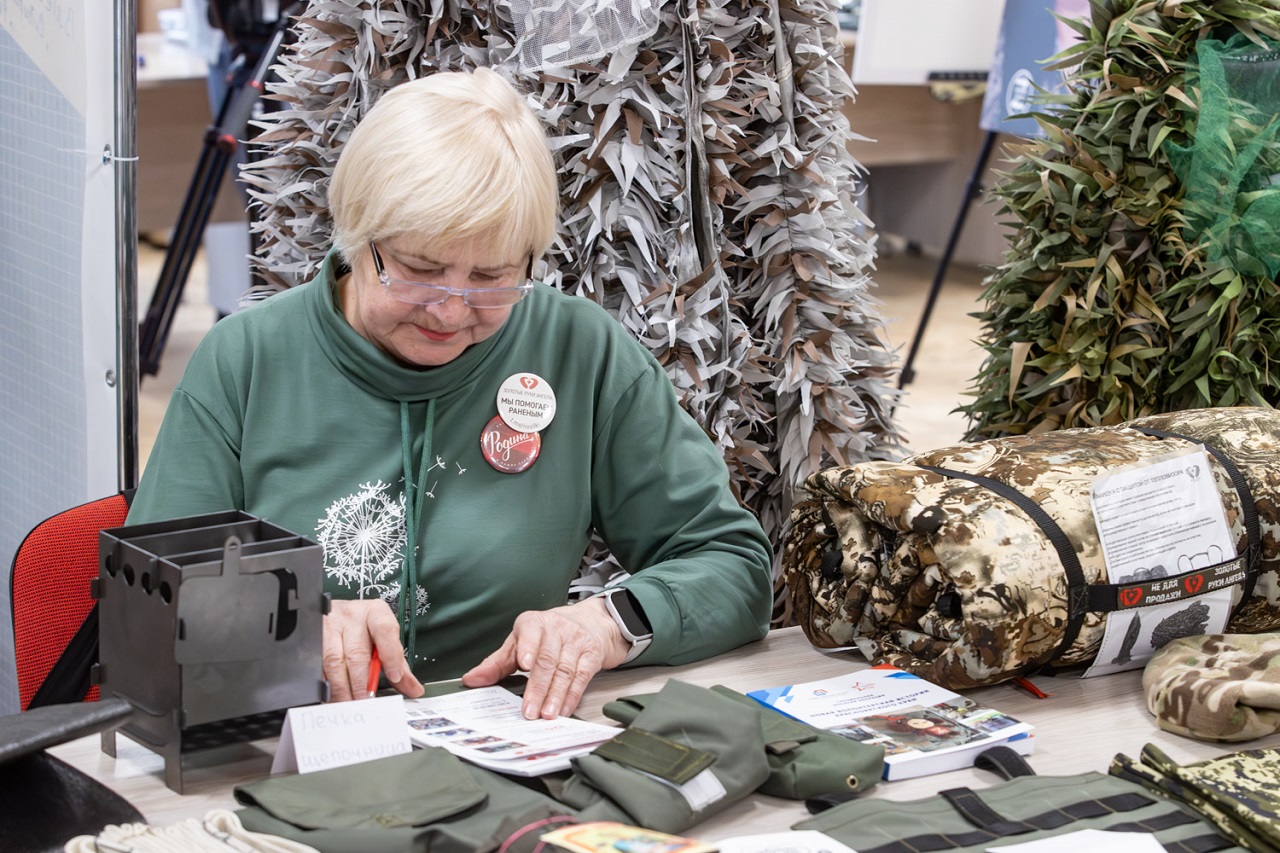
[602,588,653,663]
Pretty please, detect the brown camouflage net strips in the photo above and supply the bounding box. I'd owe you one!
[783,407,1280,691]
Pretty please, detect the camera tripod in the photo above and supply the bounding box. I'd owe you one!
[136,12,293,378]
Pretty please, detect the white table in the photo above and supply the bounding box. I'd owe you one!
[49,626,1280,842]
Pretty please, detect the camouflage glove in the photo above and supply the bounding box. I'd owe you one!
[1143,633,1280,742]
[1110,743,1280,853]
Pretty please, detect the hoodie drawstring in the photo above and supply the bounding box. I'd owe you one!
[398,398,435,666]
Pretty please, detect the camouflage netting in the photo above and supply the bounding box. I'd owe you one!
[240,0,902,622]
[962,0,1280,439]
[1167,32,1280,282]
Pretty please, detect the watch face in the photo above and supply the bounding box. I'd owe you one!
[609,590,652,639]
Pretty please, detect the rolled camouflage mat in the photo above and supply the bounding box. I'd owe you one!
[782,407,1280,690]
[1143,633,1280,742]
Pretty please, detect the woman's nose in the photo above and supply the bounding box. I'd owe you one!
[419,291,471,324]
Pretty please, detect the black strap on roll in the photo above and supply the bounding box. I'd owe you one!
[1133,426,1261,608]
[920,465,1091,662]
[922,430,1261,666]
[27,488,136,710]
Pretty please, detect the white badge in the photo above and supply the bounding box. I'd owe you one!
[496,372,557,433]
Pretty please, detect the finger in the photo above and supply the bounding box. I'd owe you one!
[340,617,376,702]
[387,661,426,698]
[322,618,355,703]
[461,634,519,688]
[555,654,601,718]
[368,635,424,698]
[364,605,422,696]
[537,638,603,719]
[517,625,559,720]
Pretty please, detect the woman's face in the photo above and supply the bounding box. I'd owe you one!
[342,236,527,368]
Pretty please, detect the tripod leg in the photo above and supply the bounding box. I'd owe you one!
[137,24,292,378]
[138,135,232,377]
[896,130,998,390]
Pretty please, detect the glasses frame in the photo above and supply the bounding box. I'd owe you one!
[369,241,534,308]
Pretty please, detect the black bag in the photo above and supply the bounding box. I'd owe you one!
[0,699,143,853]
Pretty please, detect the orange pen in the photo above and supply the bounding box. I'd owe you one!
[366,649,382,698]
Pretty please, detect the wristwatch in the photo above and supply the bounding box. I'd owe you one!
[601,588,653,663]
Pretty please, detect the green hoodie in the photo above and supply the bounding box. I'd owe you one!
[129,252,773,679]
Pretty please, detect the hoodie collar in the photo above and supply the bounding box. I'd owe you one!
[305,249,510,403]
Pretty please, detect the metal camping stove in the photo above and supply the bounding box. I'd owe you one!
[93,511,329,792]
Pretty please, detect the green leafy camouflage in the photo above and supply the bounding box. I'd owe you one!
[1143,633,1280,742]
[1110,742,1280,853]
[962,1,1280,438]
[783,407,1280,690]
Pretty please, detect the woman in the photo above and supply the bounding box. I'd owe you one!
[128,68,773,719]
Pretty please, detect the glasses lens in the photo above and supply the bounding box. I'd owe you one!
[386,282,447,305]
[384,279,530,307]
[467,287,527,308]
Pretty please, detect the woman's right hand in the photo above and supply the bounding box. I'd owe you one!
[323,599,425,702]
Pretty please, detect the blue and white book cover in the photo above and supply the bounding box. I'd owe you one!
[748,665,1034,780]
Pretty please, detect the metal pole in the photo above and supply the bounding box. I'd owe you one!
[115,0,140,490]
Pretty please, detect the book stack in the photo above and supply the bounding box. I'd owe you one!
[747,665,1034,781]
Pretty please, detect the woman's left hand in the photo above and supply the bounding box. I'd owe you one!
[460,598,630,719]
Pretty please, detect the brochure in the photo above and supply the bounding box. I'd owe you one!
[747,665,1034,781]
[715,831,856,853]
[404,686,619,776]
[540,822,715,853]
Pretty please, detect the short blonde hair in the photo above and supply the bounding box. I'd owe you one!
[329,68,558,268]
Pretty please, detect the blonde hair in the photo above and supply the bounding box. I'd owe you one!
[329,68,558,268]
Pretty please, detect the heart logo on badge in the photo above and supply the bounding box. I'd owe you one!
[1184,574,1204,594]
[1120,587,1143,607]
[498,373,556,434]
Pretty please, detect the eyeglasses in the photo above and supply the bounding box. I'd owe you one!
[369,242,534,309]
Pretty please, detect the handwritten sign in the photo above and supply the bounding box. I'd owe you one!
[272,695,412,774]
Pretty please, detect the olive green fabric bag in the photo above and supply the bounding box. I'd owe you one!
[797,747,1245,853]
[1111,743,1280,853]
[602,683,883,799]
[234,747,576,853]
[557,679,771,834]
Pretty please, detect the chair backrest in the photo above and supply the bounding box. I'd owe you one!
[11,493,130,710]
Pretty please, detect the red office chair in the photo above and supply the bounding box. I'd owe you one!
[10,492,132,710]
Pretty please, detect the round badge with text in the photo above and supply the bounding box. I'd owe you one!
[480,415,541,473]
[496,372,557,434]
